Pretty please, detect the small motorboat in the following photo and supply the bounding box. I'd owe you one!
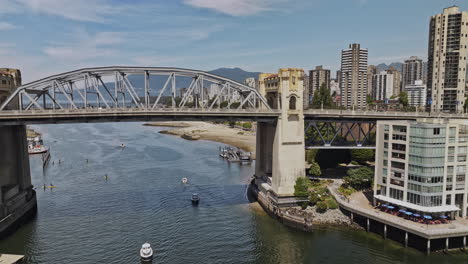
[120,143,125,148]
[140,243,153,262]
[191,193,200,205]
[181,177,188,184]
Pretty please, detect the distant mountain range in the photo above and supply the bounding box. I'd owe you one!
[209,68,261,83]
[109,67,260,98]
[376,62,404,72]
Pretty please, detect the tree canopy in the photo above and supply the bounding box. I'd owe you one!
[350,149,375,163]
[399,91,408,107]
[312,83,333,109]
[344,167,374,190]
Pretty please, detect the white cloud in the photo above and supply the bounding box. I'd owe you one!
[43,30,125,61]
[13,0,121,22]
[0,22,15,30]
[184,0,286,16]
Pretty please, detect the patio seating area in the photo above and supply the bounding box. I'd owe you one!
[377,203,452,225]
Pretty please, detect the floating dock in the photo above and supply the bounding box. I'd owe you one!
[218,146,252,163]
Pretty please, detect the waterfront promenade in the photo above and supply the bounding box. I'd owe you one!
[328,180,468,252]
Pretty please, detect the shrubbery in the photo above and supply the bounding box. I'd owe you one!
[242,122,252,129]
[316,201,328,213]
[325,198,338,209]
[294,177,309,197]
[308,161,321,177]
[338,185,356,197]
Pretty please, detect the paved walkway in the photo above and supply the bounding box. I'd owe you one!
[328,180,468,239]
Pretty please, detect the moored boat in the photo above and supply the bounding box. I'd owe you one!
[182,177,188,184]
[140,243,153,262]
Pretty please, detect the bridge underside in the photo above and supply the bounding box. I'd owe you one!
[305,120,376,148]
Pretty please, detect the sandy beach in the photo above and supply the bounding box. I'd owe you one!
[143,122,256,156]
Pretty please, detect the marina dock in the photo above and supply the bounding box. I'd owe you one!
[218,146,252,163]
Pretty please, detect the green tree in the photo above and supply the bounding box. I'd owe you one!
[366,94,374,105]
[294,177,309,197]
[312,83,333,109]
[350,149,375,163]
[308,161,322,177]
[305,149,318,164]
[344,167,374,190]
[399,91,408,107]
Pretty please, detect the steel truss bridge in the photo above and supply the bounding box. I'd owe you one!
[2,67,468,148]
[0,66,271,112]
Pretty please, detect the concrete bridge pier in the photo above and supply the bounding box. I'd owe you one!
[0,125,37,237]
[255,68,306,205]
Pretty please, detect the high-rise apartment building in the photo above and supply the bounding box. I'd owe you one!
[427,6,468,113]
[402,56,424,88]
[372,71,394,101]
[386,67,402,96]
[367,65,378,96]
[340,43,368,110]
[405,80,427,107]
[374,119,468,218]
[309,65,330,96]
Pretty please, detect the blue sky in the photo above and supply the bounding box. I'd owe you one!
[1,0,467,82]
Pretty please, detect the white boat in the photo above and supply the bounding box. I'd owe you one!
[28,136,48,154]
[140,243,153,262]
[28,144,48,154]
[181,177,188,184]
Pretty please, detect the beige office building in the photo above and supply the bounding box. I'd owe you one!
[340,43,368,110]
[0,68,21,107]
[427,6,468,113]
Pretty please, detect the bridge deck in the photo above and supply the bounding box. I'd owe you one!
[0,109,280,125]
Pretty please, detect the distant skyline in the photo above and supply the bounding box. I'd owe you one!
[0,0,467,82]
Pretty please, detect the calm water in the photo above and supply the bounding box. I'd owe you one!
[0,122,466,263]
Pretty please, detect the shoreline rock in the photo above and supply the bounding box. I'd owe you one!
[181,133,201,140]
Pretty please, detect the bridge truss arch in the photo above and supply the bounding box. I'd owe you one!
[0,66,271,112]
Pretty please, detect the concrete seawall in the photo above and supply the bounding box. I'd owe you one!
[249,184,313,232]
[0,190,37,238]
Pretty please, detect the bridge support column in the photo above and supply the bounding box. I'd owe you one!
[255,68,305,204]
[0,125,36,236]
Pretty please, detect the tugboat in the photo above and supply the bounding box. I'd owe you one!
[181,177,188,184]
[140,243,153,262]
[191,193,200,205]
